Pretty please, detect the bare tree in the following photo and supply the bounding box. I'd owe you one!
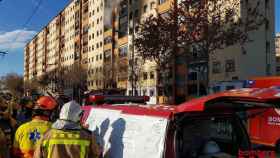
[135,0,265,104]
[2,73,24,99]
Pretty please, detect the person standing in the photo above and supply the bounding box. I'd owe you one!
[12,96,57,158]
[16,97,34,125]
[34,101,100,158]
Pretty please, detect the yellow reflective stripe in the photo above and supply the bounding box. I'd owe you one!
[51,130,80,139]
[59,133,65,138]
[44,139,90,158]
[49,139,90,146]
[47,144,52,158]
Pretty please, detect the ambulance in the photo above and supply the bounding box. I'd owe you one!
[82,88,280,158]
[246,77,280,151]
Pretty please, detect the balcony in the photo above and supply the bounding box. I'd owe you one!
[157,0,171,14]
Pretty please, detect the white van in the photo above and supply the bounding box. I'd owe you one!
[82,88,279,158]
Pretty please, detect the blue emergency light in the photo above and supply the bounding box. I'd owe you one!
[244,80,255,88]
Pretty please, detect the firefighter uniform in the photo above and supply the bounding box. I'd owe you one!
[12,96,57,158]
[13,118,52,158]
[34,101,100,158]
[34,129,100,158]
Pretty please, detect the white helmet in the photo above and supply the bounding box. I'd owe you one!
[202,141,221,155]
[59,101,82,122]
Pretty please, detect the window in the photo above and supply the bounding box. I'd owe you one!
[104,50,111,62]
[265,0,269,9]
[276,57,280,63]
[276,66,280,72]
[104,36,112,45]
[143,89,147,95]
[143,72,148,80]
[134,9,139,18]
[266,42,270,54]
[150,72,155,79]
[225,59,235,72]
[159,0,166,5]
[265,20,270,30]
[143,5,148,13]
[151,2,156,9]
[212,61,221,74]
[150,89,155,96]
[119,45,128,57]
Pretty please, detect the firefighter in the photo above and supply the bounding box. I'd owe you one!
[12,96,57,158]
[34,101,100,158]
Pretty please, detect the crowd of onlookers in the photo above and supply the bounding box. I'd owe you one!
[0,94,101,158]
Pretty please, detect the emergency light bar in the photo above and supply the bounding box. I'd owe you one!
[88,95,150,104]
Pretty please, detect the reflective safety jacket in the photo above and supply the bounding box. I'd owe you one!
[13,118,52,158]
[33,128,100,158]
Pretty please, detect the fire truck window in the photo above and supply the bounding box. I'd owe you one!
[177,116,248,158]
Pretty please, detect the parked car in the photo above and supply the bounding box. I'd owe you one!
[81,87,280,158]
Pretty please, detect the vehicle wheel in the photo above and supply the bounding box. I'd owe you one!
[275,140,280,154]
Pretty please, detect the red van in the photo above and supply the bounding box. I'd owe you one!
[82,88,280,158]
[246,77,280,151]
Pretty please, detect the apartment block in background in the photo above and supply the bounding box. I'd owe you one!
[208,0,276,88]
[24,0,276,103]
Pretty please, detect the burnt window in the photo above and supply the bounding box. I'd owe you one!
[104,50,111,62]
[104,36,112,45]
[119,45,128,57]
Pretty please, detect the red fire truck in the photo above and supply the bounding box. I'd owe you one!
[246,77,280,151]
[81,88,280,158]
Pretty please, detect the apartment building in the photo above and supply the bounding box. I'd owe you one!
[24,0,275,102]
[276,33,280,75]
[208,0,276,86]
[24,0,132,95]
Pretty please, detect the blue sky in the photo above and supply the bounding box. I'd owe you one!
[0,0,69,76]
[0,0,279,76]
